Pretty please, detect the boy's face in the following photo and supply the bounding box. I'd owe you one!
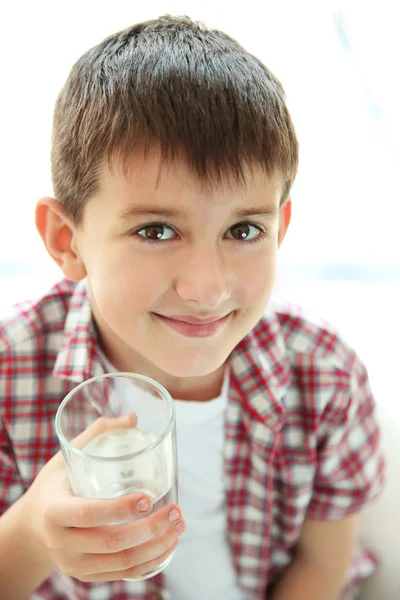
[40,148,291,385]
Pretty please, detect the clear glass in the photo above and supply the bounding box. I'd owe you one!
[55,372,177,580]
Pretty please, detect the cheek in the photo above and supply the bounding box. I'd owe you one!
[235,251,277,306]
[87,248,165,323]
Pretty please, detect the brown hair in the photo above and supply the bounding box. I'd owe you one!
[51,15,299,224]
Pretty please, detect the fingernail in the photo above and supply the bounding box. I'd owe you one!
[175,521,185,534]
[169,508,180,522]
[137,498,151,512]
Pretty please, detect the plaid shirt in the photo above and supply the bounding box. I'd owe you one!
[0,279,385,600]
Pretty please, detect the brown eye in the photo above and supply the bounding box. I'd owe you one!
[136,224,175,241]
[226,223,261,241]
[143,225,164,240]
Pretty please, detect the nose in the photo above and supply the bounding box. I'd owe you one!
[173,245,232,308]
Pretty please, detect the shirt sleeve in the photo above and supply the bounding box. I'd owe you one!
[307,354,386,520]
[0,417,26,516]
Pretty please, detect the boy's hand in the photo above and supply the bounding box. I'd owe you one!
[21,415,185,582]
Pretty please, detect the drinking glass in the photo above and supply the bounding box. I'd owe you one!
[55,372,177,579]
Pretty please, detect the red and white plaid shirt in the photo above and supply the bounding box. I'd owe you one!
[0,279,385,600]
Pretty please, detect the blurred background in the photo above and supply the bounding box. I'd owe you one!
[0,1,399,595]
[0,0,399,401]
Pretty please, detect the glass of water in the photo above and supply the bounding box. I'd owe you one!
[55,372,177,580]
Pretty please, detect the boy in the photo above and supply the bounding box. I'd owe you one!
[0,15,385,600]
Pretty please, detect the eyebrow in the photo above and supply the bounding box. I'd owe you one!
[119,205,279,220]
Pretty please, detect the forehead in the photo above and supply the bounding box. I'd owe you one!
[97,146,283,210]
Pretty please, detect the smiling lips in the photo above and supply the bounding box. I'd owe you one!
[153,312,232,337]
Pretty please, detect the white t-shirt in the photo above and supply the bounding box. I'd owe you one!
[99,354,245,599]
[163,369,245,600]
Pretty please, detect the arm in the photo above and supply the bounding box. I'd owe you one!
[0,496,53,600]
[271,514,358,600]
[271,351,385,599]
[0,417,53,599]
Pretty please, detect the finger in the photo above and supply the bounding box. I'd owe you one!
[48,491,157,529]
[79,539,180,582]
[78,517,185,575]
[52,503,182,548]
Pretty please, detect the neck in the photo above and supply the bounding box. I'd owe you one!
[98,340,226,402]
[167,366,226,401]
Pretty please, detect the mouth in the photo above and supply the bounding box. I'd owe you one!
[152,312,233,338]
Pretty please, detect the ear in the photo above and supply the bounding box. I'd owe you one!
[35,197,87,282]
[278,196,292,248]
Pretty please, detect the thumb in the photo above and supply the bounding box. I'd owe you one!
[52,413,138,467]
[71,413,138,451]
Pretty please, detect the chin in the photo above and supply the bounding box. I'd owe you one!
[158,354,227,379]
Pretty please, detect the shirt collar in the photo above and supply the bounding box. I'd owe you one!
[52,279,106,383]
[229,302,291,432]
